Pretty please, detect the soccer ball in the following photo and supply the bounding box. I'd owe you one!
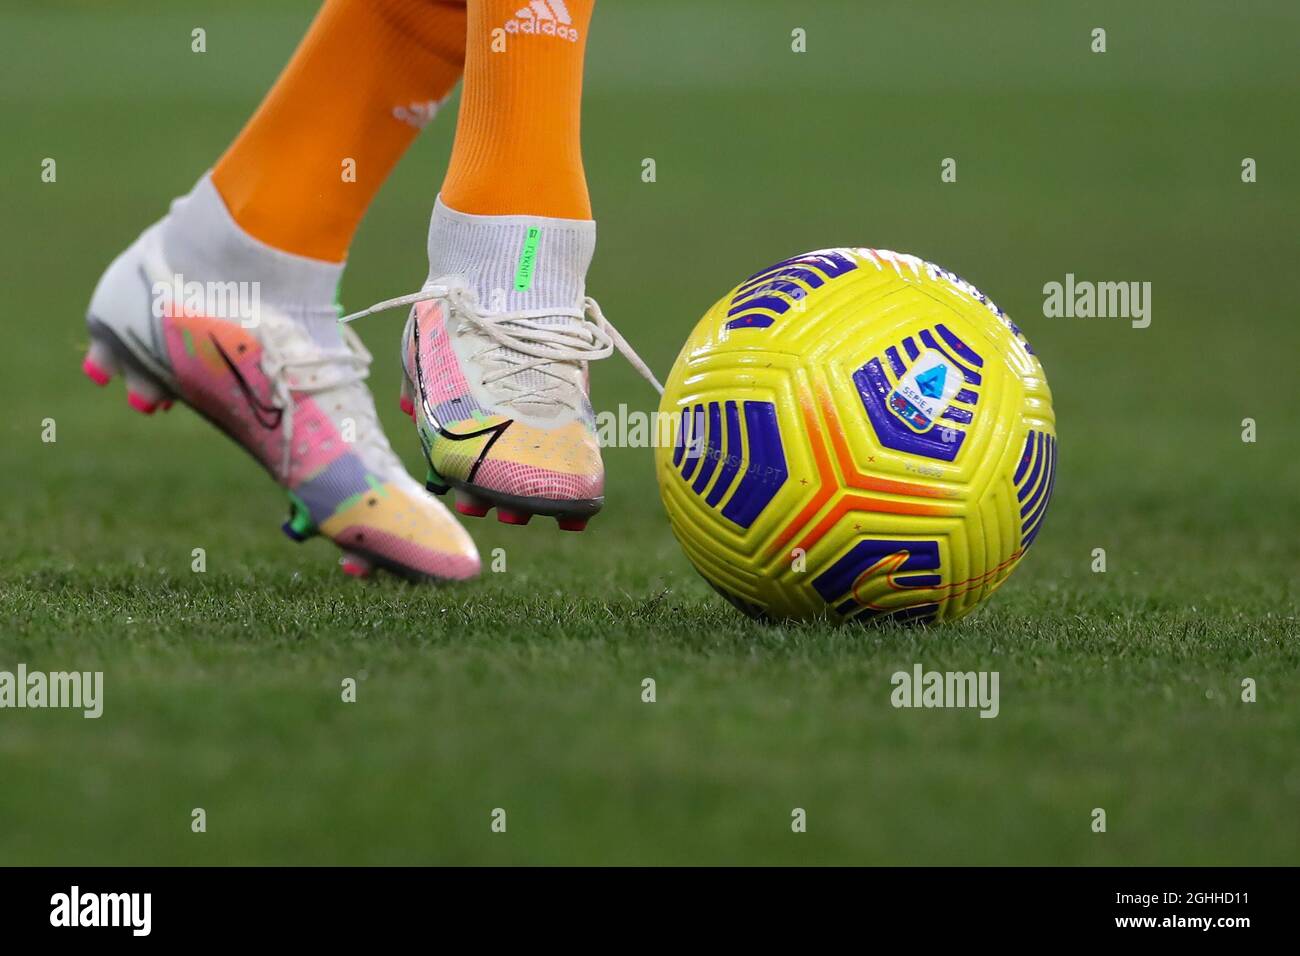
[655,248,1056,624]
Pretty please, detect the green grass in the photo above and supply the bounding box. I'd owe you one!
[1,0,1298,864]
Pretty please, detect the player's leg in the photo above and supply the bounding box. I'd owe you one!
[375,0,661,531]
[83,0,480,581]
[439,0,592,221]
[212,0,467,261]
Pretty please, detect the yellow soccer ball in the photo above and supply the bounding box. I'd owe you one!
[655,248,1056,624]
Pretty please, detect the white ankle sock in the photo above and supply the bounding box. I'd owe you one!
[424,195,596,315]
[161,174,345,347]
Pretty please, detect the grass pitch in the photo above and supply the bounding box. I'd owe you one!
[1,0,1298,864]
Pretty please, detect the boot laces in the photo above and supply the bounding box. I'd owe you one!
[142,242,398,481]
[260,321,396,480]
[340,283,664,411]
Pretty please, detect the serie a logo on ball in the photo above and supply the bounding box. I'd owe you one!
[655,247,1056,624]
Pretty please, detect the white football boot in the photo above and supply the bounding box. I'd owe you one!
[83,176,480,581]
[343,197,662,530]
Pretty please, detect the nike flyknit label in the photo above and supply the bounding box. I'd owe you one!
[886,349,963,433]
[514,227,541,291]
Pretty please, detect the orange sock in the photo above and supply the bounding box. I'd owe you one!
[440,0,594,220]
[212,0,468,263]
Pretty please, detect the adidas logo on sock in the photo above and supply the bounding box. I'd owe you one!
[503,0,579,42]
[392,100,442,129]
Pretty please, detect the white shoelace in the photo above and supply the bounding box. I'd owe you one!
[340,283,664,405]
[261,325,388,479]
[142,243,395,481]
